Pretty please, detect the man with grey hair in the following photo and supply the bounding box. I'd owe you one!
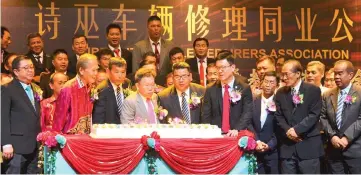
[53,54,99,134]
[321,60,361,173]
[305,61,327,94]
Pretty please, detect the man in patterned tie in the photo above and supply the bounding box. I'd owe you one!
[121,68,159,124]
[202,52,252,137]
[92,57,132,124]
[320,60,361,174]
[158,62,205,124]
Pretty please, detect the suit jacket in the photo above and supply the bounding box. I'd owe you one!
[248,95,278,160]
[121,92,159,124]
[26,51,53,76]
[320,84,361,159]
[275,81,324,159]
[92,79,132,124]
[202,75,253,130]
[158,83,205,124]
[132,38,174,76]
[39,71,76,98]
[67,54,77,75]
[108,46,133,74]
[1,79,41,154]
[1,49,9,73]
[186,57,216,85]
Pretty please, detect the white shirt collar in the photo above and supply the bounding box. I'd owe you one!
[340,82,352,95]
[262,94,274,103]
[108,44,121,52]
[196,57,208,62]
[176,87,190,98]
[33,51,44,58]
[54,70,67,75]
[222,76,235,89]
[76,75,85,88]
[149,37,161,45]
[111,81,122,92]
[292,79,302,93]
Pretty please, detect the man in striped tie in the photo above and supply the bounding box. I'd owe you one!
[320,60,361,174]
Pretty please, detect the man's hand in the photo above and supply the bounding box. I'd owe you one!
[340,136,349,149]
[2,145,14,159]
[256,141,269,152]
[286,128,302,142]
[226,130,239,137]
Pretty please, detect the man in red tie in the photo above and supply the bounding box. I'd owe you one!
[186,38,215,86]
[105,23,132,74]
[202,52,252,137]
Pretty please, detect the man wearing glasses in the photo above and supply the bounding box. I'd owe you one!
[1,56,41,173]
[202,52,252,137]
[275,59,324,173]
[158,62,205,124]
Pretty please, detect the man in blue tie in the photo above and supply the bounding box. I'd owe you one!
[1,55,41,174]
[320,60,361,173]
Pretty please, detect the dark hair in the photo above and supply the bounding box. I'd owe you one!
[215,51,235,65]
[139,59,156,68]
[147,15,161,24]
[109,57,127,70]
[263,71,280,84]
[52,49,68,60]
[4,53,17,67]
[193,38,209,48]
[285,59,303,74]
[256,55,275,67]
[1,26,9,38]
[72,33,88,44]
[96,48,113,61]
[142,51,157,61]
[135,68,156,83]
[334,60,355,73]
[169,47,184,58]
[49,72,69,84]
[97,67,107,73]
[106,23,122,35]
[26,32,42,45]
[11,55,31,77]
[217,50,232,57]
[172,62,190,73]
[206,63,217,74]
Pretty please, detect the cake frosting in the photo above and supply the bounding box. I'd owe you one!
[90,124,223,138]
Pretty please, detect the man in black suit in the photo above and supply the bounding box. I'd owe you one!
[275,59,324,173]
[186,38,215,86]
[39,49,75,98]
[25,33,53,83]
[248,71,279,174]
[158,62,205,124]
[1,56,41,174]
[92,57,132,124]
[202,52,252,137]
[96,48,113,70]
[67,34,89,75]
[320,60,361,173]
[105,23,132,74]
[1,26,11,73]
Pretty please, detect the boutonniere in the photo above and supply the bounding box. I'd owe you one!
[230,89,242,104]
[167,117,186,124]
[292,93,304,105]
[344,94,357,105]
[188,92,202,110]
[90,87,99,102]
[266,100,276,113]
[31,83,43,102]
[123,87,134,98]
[155,106,168,120]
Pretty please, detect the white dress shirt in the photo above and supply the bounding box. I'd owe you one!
[149,38,161,53]
[260,95,274,128]
[33,51,44,64]
[111,82,123,99]
[108,44,122,57]
[222,76,235,97]
[197,57,208,86]
[292,79,302,94]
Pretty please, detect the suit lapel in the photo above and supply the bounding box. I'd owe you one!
[136,93,149,118]
[254,97,262,131]
[284,86,294,118]
[159,39,167,68]
[189,85,198,123]
[107,80,119,119]
[171,87,183,118]
[340,84,357,130]
[216,81,223,114]
[330,89,338,117]
[14,80,37,116]
[292,82,305,114]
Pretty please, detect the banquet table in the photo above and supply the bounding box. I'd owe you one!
[42,132,256,174]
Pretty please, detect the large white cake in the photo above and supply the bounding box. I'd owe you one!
[90,124,223,138]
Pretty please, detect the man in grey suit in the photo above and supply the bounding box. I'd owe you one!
[158,62,205,124]
[320,60,361,174]
[121,68,159,124]
[132,15,174,76]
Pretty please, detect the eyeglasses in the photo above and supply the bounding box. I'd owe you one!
[281,72,295,78]
[263,80,277,86]
[17,65,34,71]
[216,65,232,71]
[174,74,190,80]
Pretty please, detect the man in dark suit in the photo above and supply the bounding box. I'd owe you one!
[25,33,53,83]
[95,48,113,70]
[158,62,205,124]
[248,71,279,174]
[67,34,89,75]
[202,52,252,137]
[275,59,324,173]
[186,38,215,86]
[1,26,11,73]
[92,57,132,124]
[1,56,41,174]
[105,23,132,74]
[39,49,75,98]
[320,60,361,174]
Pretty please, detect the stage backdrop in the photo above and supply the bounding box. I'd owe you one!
[2,0,361,76]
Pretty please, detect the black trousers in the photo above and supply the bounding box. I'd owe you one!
[257,158,279,174]
[281,153,320,174]
[1,149,39,174]
[328,158,361,174]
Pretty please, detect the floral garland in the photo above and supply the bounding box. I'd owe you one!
[141,132,161,174]
[36,131,67,174]
[237,130,257,174]
[188,92,202,110]
[31,83,43,102]
[344,94,357,105]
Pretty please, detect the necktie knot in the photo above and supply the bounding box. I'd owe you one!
[152,42,159,46]
[199,59,204,63]
[224,84,229,89]
[340,90,345,96]
[291,88,296,95]
[181,92,186,97]
[117,86,121,93]
[25,85,31,92]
